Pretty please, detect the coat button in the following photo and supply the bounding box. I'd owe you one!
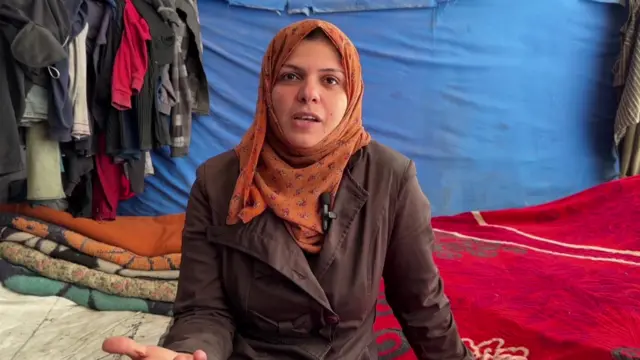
[325,315,340,325]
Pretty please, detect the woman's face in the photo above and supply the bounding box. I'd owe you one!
[271,37,348,149]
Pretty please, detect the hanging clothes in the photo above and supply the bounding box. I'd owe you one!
[0,1,69,177]
[614,0,640,177]
[147,0,209,157]
[26,122,66,202]
[111,0,151,110]
[47,0,84,143]
[0,0,211,220]
[175,0,209,115]
[149,0,192,157]
[69,23,91,139]
[131,0,174,150]
[93,0,124,132]
[93,134,135,221]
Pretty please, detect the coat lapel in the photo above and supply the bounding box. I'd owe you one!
[314,170,368,280]
[207,212,333,311]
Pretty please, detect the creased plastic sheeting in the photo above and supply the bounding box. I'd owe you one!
[118,0,625,217]
[227,0,286,11]
[287,0,440,14]
[227,0,440,13]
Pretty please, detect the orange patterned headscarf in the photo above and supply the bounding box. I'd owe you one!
[226,19,371,253]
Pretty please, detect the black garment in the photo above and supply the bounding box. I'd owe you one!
[125,156,146,195]
[61,144,94,218]
[132,0,173,65]
[135,63,156,152]
[7,0,72,142]
[132,0,174,151]
[112,110,141,160]
[153,72,172,147]
[0,23,27,176]
[7,0,69,42]
[45,0,90,143]
[100,0,126,157]
[0,144,26,203]
[65,0,89,37]
[0,2,68,176]
[93,0,123,131]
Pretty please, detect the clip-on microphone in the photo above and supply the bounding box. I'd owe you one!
[320,192,337,232]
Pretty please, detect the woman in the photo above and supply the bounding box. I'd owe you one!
[102,19,472,360]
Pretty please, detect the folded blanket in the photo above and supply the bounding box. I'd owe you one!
[0,242,177,302]
[0,227,179,280]
[0,213,180,271]
[0,260,173,316]
[0,204,184,256]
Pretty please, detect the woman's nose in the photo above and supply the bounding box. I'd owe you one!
[297,80,320,104]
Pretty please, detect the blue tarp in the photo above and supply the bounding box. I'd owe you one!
[119,0,626,217]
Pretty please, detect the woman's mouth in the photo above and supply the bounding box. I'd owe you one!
[294,116,318,122]
[292,112,321,122]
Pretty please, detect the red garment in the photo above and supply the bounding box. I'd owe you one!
[93,134,135,221]
[111,0,151,110]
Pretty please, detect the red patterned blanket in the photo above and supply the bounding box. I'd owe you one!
[377,176,640,359]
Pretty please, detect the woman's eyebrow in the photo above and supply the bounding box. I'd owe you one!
[281,63,344,74]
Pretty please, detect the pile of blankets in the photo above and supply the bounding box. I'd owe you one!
[0,204,184,316]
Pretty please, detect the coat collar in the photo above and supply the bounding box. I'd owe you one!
[208,156,369,312]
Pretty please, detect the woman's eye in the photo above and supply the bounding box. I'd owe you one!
[325,77,339,85]
[282,73,299,81]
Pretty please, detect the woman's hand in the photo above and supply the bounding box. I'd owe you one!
[102,336,208,360]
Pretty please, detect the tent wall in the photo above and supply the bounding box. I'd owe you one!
[119,0,626,217]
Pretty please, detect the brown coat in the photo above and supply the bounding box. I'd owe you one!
[162,141,471,360]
